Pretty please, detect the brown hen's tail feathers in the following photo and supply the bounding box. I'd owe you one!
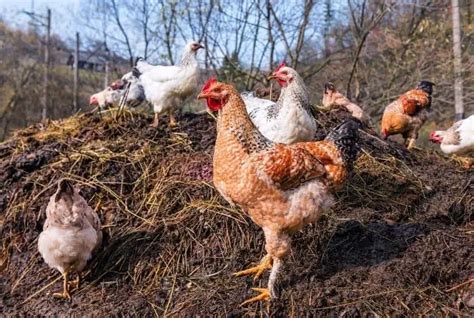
[325,119,361,169]
[417,80,435,95]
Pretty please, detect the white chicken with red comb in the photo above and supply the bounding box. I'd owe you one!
[430,115,474,168]
[133,41,204,127]
[242,63,317,144]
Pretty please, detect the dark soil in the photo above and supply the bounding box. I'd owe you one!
[0,110,472,317]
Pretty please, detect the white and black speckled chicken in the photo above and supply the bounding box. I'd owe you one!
[242,63,317,144]
[38,180,102,300]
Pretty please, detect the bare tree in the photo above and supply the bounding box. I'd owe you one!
[110,0,134,65]
[73,32,80,112]
[346,0,391,100]
[43,8,51,120]
[451,0,464,120]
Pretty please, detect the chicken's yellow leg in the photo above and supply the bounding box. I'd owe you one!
[239,257,281,306]
[150,113,159,128]
[53,272,71,300]
[453,155,474,169]
[234,254,272,281]
[168,110,178,127]
[406,138,416,150]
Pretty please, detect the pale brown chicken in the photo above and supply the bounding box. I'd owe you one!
[38,180,102,300]
[197,78,360,305]
[380,81,434,149]
[322,82,370,125]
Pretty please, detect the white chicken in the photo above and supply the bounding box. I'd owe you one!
[242,63,317,144]
[38,179,102,299]
[430,115,474,168]
[134,41,204,127]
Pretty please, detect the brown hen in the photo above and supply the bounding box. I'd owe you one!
[380,80,434,149]
[322,82,371,125]
[198,78,360,305]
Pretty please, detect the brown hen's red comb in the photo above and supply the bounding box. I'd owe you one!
[274,62,286,72]
[202,77,217,92]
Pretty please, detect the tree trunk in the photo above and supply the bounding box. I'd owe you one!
[452,0,464,120]
[73,32,79,113]
[43,8,51,121]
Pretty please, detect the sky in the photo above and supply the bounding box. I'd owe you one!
[0,0,349,67]
[0,0,80,41]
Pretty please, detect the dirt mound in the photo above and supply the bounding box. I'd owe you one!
[0,109,472,316]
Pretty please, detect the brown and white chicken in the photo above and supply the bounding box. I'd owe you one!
[38,180,102,299]
[198,78,360,304]
[322,82,370,125]
[381,80,435,149]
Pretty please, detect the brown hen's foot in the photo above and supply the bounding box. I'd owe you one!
[234,254,272,281]
[53,290,71,300]
[53,272,71,300]
[150,114,159,128]
[453,155,474,169]
[406,138,416,150]
[240,288,271,306]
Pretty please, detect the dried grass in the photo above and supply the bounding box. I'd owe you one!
[0,110,472,316]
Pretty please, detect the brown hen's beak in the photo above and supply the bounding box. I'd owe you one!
[198,44,205,49]
[267,73,276,81]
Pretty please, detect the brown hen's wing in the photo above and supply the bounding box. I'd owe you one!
[252,144,328,191]
[400,89,430,115]
[296,141,347,185]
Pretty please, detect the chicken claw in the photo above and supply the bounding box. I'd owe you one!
[234,254,272,281]
[240,287,271,306]
[53,272,71,300]
[453,155,473,169]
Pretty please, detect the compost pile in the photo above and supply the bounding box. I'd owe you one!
[0,109,472,316]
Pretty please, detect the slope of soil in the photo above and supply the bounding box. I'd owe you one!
[0,109,472,316]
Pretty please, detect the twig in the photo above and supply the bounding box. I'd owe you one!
[117,81,132,117]
[445,278,473,292]
[21,274,62,305]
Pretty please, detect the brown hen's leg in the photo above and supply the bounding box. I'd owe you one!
[240,257,282,305]
[53,272,71,300]
[168,110,178,127]
[150,113,159,128]
[406,138,416,150]
[234,254,272,282]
